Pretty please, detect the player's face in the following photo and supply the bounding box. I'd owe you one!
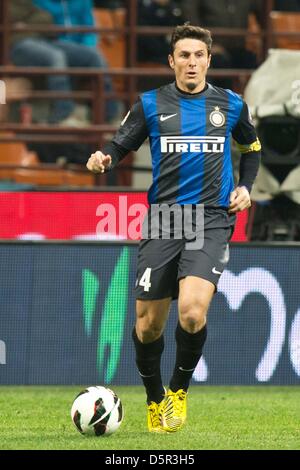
[168,38,211,93]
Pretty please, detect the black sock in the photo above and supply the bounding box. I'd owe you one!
[169,322,207,392]
[132,328,165,404]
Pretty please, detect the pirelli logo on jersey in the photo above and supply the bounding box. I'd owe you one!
[160,136,225,153]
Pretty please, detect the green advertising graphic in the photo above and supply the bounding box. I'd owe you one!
[82,247,130,383]
[82,270,99,337]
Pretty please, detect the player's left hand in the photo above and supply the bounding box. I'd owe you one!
[228,186,251,213]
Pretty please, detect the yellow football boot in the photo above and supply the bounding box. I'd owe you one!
[147,400,166,433]
[160,389,187,432]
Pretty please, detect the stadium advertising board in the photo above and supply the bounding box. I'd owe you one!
[0,192,248,241]
[0,243,299,385]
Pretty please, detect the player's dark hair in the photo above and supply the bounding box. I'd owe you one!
[170,23,212,56]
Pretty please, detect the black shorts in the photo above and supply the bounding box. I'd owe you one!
[135,224,233,300]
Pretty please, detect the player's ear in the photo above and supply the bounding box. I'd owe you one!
[168,54,175,69]
[207,54,212,68]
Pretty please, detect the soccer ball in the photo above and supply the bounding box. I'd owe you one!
[71,386,123,436]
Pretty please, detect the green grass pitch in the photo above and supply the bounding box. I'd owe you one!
[0,385,299,450]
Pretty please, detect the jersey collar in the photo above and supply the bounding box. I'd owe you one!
[173,82,210,98]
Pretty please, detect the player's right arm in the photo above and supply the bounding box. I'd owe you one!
[86,99,148,174]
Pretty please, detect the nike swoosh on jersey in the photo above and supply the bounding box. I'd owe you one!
[212,267,222,275]
[160,113,178,122]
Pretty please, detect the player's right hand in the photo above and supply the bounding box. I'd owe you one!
[86,151,112,174]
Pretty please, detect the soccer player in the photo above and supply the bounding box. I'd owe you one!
[87,24,261,433]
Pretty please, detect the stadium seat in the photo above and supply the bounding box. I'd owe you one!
[64,171,95,187]
[0,135,94,187]
[12,168,94,187]
[246,13,263,63]
[0,138,38,180]
[94,7,126,68]
[270,11,300,50]
[93,8,126,92]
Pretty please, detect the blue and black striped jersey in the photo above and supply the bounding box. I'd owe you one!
[110,82,260,208]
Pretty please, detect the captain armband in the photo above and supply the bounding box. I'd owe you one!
[236,138,261,154]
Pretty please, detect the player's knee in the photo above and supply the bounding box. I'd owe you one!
[138,322,162,343]
[179,299,207,332]
[136,308,163,342]
[180,314,205,333]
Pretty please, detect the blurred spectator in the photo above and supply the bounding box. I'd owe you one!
[274,0,300,11]
[182,0,263,87]
[9,0,118,125]
[137,0,184,65]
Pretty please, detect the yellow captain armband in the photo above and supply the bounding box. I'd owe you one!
[236,138,261,154]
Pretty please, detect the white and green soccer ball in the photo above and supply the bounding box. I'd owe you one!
[71,386,123,436]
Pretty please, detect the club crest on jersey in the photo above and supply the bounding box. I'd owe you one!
[209,107,225,127]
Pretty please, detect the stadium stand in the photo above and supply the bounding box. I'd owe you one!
[0,0,299,191]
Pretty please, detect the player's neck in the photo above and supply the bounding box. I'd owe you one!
[175,82,208,95]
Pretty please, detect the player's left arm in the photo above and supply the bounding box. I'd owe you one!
[229,101,261,213]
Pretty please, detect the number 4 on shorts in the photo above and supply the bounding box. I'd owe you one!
[139,267,152,292]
